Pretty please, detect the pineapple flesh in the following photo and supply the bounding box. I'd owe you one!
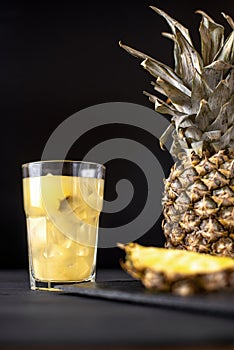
[119,243,234,296]
[120,7,234,257]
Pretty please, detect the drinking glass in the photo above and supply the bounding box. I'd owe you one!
[22,160,105,291]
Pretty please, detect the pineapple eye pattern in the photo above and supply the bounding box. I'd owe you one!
[41,102,171,248]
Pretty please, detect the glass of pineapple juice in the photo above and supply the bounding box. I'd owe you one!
[22,160,105,291]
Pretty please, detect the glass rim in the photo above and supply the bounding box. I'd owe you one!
[21,159,106,170]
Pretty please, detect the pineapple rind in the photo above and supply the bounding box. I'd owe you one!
[163,150,234,258]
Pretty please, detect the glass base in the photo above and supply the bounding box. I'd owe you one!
[30,271,96,291]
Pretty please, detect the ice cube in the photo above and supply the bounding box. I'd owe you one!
[27,217,46,246]
[75,244,90,257]
[58,196,79,213]
[77,178,102,210]
[43,221,65,258]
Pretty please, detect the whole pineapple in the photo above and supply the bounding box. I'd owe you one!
[120,7,234,258]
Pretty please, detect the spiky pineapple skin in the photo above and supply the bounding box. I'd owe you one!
[163,149,234,258]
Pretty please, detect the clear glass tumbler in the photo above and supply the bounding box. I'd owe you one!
[22,160,105,291]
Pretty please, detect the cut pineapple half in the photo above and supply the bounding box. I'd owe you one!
[119,243,234,296]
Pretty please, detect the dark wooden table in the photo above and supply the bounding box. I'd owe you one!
[0,270,234,350]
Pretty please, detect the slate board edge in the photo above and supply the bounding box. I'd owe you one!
[55,280,234,318]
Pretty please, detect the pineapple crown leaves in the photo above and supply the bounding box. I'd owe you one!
[119,6,234,158]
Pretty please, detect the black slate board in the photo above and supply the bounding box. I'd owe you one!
[56,280,234,318]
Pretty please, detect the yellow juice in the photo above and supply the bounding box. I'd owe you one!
[23,175,104,282]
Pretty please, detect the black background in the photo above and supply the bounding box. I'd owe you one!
[1,0,233,269]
